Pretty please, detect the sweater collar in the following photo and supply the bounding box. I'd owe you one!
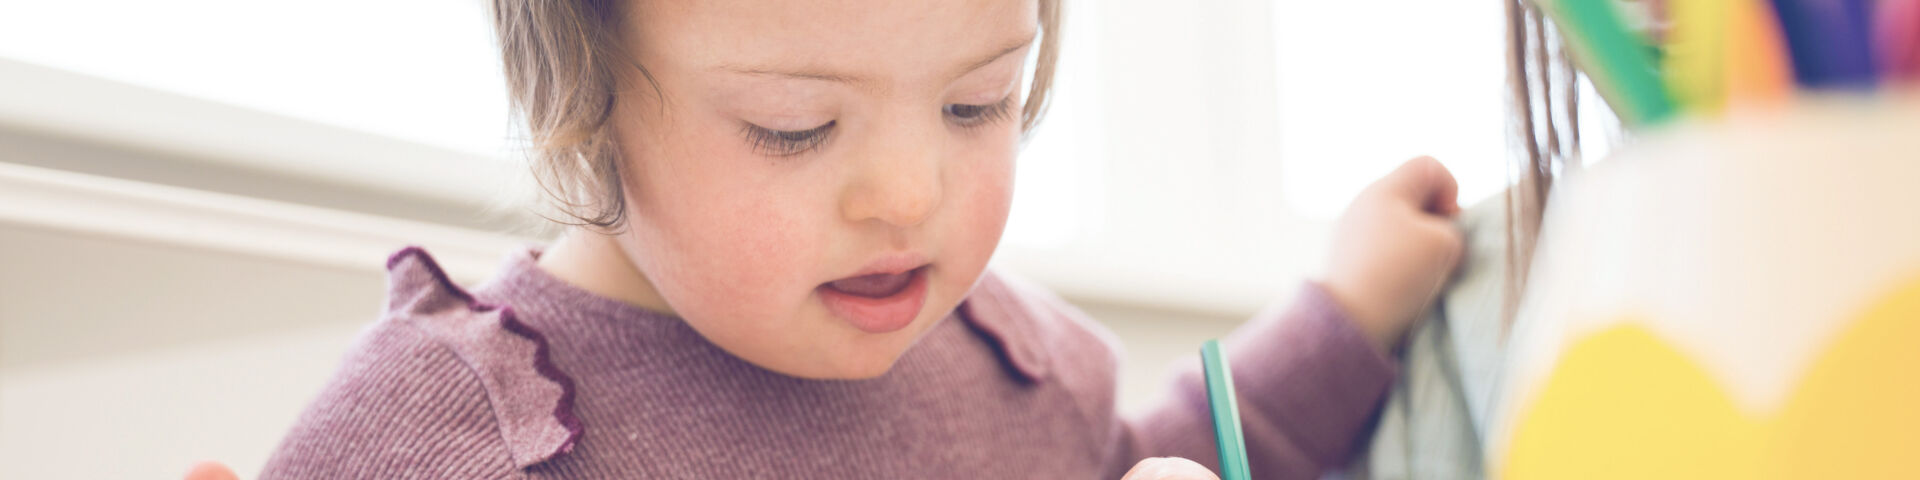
[956,271,1054,382]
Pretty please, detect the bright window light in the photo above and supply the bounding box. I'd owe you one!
[0,0,512,159]
[1272,0,1513,219]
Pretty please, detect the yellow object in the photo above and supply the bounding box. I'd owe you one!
[1664,0,1730,113]
[1500,276,1920,479]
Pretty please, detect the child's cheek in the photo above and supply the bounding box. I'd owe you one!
[943,140,1017,285]
[677,157,821,320]
[966,151,1016,242]
[629,128,823,327]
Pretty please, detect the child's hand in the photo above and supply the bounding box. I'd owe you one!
[1120,457,1221,480]
[1321,156,1465,354]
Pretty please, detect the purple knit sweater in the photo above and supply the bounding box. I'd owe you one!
[258,247,1395,479]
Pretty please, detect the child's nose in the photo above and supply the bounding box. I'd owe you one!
[839,133,943,228]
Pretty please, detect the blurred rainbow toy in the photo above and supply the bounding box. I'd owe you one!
[1491,2,1920,478]
[1536,0,1920,124]
[1488,105,1920,479]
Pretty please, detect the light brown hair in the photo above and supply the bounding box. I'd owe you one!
[488,0,1064,230]
[1502,0,1612,323]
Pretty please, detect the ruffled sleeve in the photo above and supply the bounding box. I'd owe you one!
[259,247,581,479]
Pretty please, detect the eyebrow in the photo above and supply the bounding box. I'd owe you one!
[718,35,1036,86]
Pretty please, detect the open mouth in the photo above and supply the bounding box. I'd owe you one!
[825,268,919,298]
[817,266,930,334]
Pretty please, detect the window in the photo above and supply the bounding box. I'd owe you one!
[0,0,513,159]
[1272,0,1514,219]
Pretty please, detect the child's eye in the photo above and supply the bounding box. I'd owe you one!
[741,121,835,157]
[943,95,1015,128]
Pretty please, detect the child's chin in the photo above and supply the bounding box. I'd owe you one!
[824,359,903,380]
[825,334,923,379]
[783,349,906,380]
[736,328,911,380]
[802,299,954,379]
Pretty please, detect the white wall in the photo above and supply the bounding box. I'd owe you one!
[0,159,529,478]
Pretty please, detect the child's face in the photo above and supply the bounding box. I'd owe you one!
[605,0,1036,379]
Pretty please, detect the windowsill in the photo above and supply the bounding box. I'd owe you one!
[0,58,517,222]
[0,161,534,284]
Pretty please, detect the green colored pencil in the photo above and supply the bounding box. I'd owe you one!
[1539,0,1678,125]
[1201,339,1252,480]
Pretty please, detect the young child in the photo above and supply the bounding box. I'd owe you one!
[229,0,1465,478]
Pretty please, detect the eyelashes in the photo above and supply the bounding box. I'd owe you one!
[741,120,836,157]
[739,94,1016,157]
[943,94,1016,127]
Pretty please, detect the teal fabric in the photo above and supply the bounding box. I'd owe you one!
[1349,199,1517,480]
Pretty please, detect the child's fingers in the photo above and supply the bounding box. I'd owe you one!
[183,461,239,480]
[1119,457,1221,480]
[1418,214,1469,272]
[1373,156,1461,216]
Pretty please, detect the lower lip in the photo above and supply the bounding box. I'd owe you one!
[817,268,929,334]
